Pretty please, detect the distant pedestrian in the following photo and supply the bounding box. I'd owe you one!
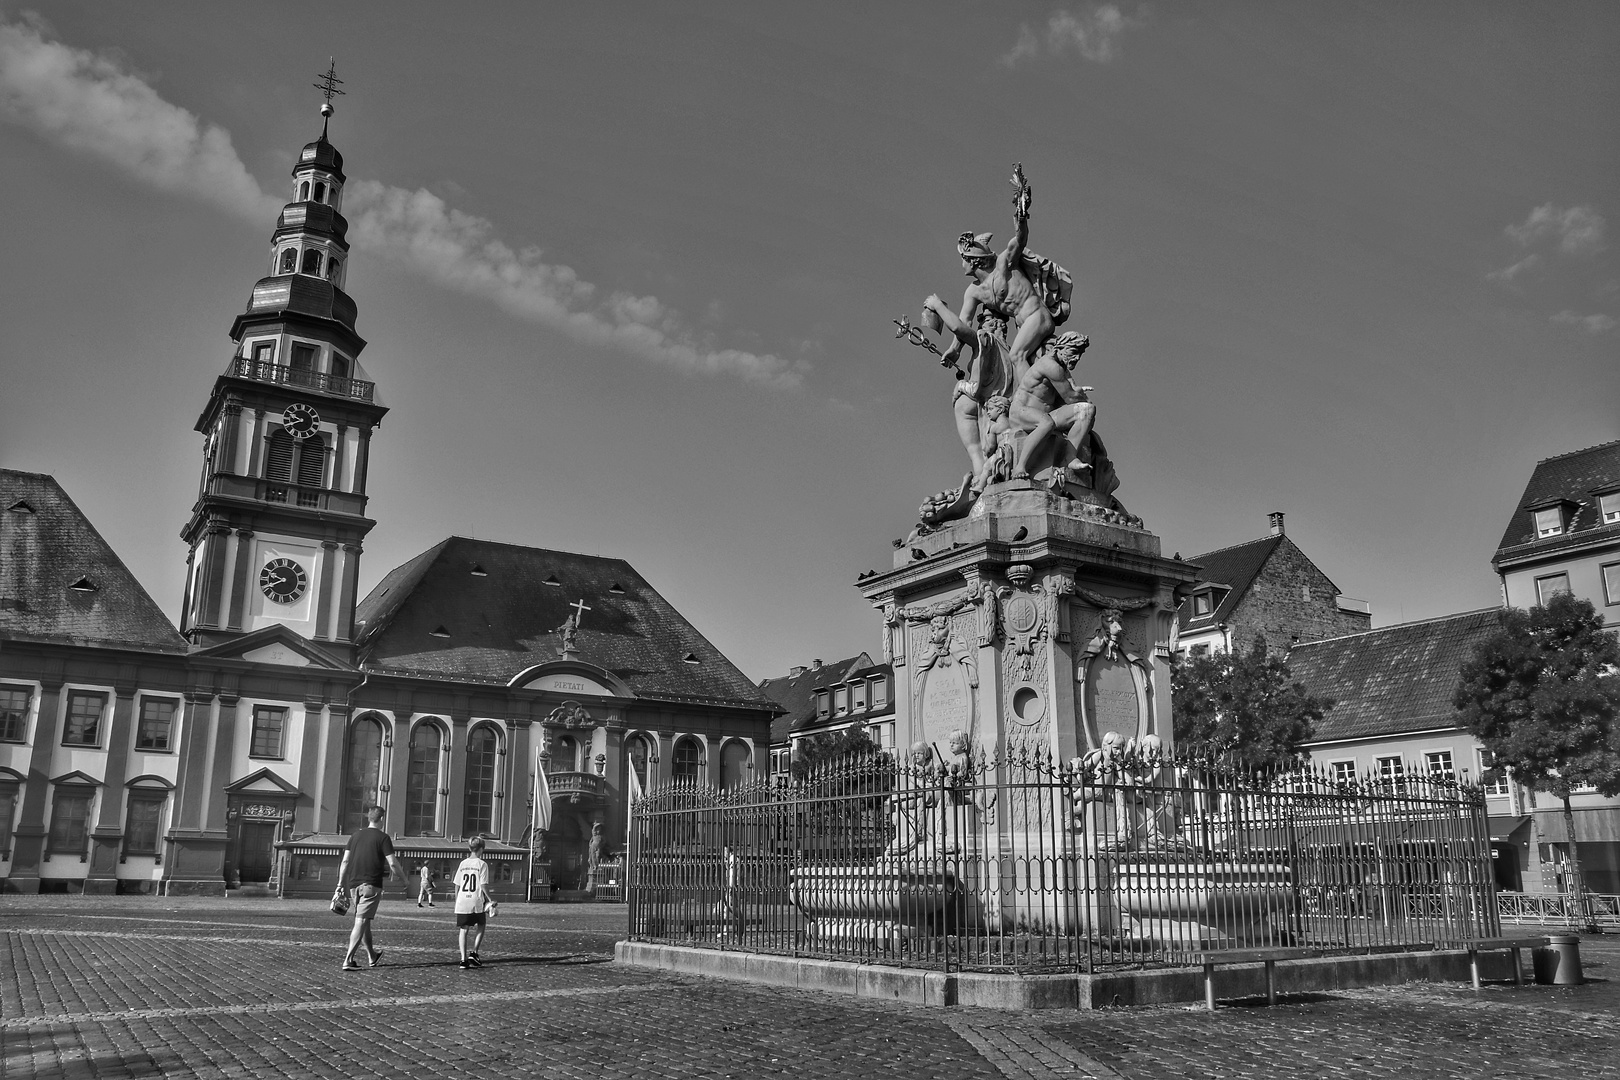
[337,805,407,971]
[453,836,498,969]
[417,863,437,908]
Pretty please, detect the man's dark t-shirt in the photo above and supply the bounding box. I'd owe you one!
[346,827,395,887]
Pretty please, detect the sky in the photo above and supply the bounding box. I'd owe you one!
[0,2,1616,681]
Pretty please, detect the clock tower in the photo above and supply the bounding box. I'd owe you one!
[181,85,386,660]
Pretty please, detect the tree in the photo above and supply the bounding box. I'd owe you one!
[789,720,882,781]
[1453,592,1620,920]
[1171,640,1332,771]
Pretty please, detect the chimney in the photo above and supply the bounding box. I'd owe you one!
[811,658,823,670]
[789,665,807,678]
[1269,511,1285,537]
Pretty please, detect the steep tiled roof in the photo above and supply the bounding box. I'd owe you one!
[0,470,186,653]
[1177,534,1283,630]
[758,654,873,744]
[1290,609,1502,743]
[354,537,777,710]
[1495,439,1620,558]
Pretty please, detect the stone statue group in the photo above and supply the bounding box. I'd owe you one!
[898,164,1132,532]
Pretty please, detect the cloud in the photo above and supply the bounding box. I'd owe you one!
[1003,5,1134,66]
[0,16,804,390]
[1485,253,1540,284]
[1551,310,1617,334]
[0,16,280,222]
[1506,203,1606,255]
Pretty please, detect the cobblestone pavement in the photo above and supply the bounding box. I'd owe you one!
[2,896,1616,1079]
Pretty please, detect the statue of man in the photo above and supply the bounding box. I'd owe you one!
[1010,332,1096,480]
[923,164,1068,384]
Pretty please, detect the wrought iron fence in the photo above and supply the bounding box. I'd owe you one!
[627,747,1497,973]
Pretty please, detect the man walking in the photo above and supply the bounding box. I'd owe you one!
[336,805,406,971]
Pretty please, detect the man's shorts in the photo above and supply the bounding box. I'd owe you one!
[455,911,487,928]
[353,883,382,920]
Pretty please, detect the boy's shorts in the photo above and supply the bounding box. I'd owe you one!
[455,912,487,928]
[353,884,382,920]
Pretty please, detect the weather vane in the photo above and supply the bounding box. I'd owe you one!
[314,59,345,135]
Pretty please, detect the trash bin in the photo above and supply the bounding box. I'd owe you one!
[1532,934,1584,986]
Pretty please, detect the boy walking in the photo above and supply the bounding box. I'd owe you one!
[453,837,498,969]
[417,863,436,908]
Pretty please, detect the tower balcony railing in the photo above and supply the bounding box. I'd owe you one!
[228,356,375,402]
[207,473,368,515]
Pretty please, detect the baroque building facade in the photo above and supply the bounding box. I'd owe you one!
[0,114,777,899]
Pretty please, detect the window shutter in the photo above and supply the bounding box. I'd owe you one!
[296,433,326,489]
[265,429,295,482]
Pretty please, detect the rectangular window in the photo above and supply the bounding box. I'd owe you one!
[1536,573,1571,607]
[1425,750,1455,780]
[1534,507,1565,537]
[870,678,888,706]
[815,691,830,718]
[250,705,288,759]
[136,698,177,751]
[47,789,93,857]
[1603,563,1620,606]
[62,691,107,746]
[1600,492,1620,524]
[251,340,275,365]
[124,794,165,856]
[834,687,848,716]
[0,684,30,742]
[1478,749,1510,796]
[1192,592,1212,616]
[1376,755,1405,781]
[1331,760,1356,785]
[851,681,867,710]
[1191,644,1210,657]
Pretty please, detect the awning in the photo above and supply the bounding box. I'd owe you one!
[1489,814,1531,841]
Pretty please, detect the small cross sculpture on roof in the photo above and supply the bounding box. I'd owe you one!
[557,598,591,655]
[569,598,592,622]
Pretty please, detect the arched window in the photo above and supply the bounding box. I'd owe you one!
[299,180,310,201]
[313,181,326,203]
[327,257,342,283]
[279,248,297,273]
[672,737,702,783]
[626,735,651,789]
[463,725,500,836]
[301,249,323,275]
[720,740,750,790]
[404,722,443,836]
[551,734,578,774]
[341,716,386,833]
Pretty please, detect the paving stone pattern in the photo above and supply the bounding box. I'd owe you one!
[3,896,1617,1080]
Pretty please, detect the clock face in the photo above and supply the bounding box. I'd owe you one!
[259,558,309,604]
[282,403,320,440]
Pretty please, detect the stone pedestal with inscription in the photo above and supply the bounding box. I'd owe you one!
[859,482,1199,934]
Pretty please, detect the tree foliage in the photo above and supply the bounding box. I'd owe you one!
[1171,641,1332,771]
[789,720,882,780]
[1452,592,1620,800]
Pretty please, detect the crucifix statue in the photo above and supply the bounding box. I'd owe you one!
[557,598,591,655]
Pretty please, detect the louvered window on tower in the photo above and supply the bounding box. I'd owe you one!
[265,429,295,502]
[296,434,325,506]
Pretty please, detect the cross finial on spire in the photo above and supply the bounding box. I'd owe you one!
[314,58,345,137]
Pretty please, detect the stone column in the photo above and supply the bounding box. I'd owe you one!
[163,692,228,896]
[226,529,255,631]
[5,680,62,892]
[507,719,532,842]
[194,524,233,631]
[295,701,326,833]
[204,697,239,834]
[445,714,469,840]
[336,544,362,643]
[386,714,409,832]
[313,542,339,642]
[318,704,351,833]
[85,685,138,893]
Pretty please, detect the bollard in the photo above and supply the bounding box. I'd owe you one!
[1532,934,1584,986]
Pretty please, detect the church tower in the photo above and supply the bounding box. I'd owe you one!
[181,80,386,660]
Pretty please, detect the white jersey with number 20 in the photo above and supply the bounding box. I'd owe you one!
[453,857,491,914]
